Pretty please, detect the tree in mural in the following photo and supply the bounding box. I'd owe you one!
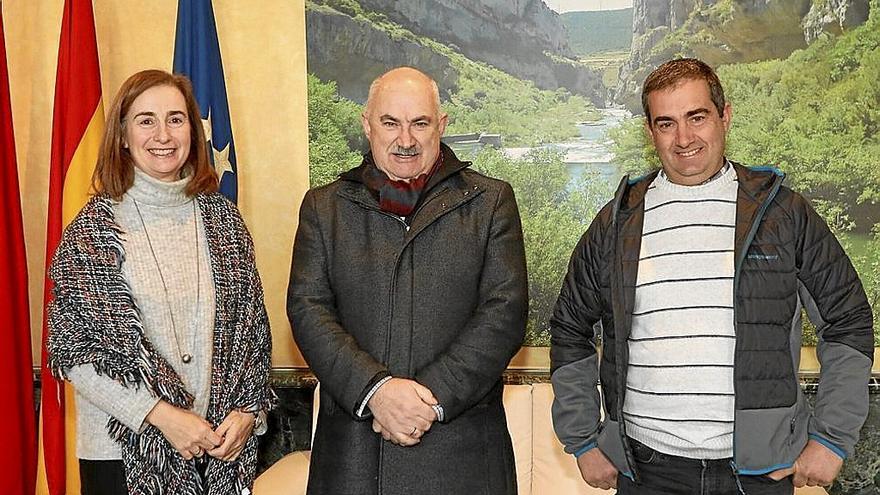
[470,147,611,345]
[307,74,363,187]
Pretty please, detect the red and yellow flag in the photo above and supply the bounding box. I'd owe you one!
[37,0,104,493]
[0,5,38,494]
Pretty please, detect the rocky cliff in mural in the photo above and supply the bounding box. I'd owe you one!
[306,0,605,106]
[803,0,872,41]
[615,0,871,112]
[306,6,461,104]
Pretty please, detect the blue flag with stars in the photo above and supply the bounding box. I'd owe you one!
[173,0,237,202]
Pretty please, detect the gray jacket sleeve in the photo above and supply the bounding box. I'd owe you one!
[549,214,607,456]
[794,194,874,458]
[287,190,390,419]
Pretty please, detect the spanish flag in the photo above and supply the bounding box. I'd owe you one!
[0,4,37,494]
[37,0,104,493]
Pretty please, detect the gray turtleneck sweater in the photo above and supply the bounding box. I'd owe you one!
[67,168,215,460]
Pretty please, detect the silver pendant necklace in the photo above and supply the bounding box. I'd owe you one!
[132,197,200,364]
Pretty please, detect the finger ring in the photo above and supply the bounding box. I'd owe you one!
[410,426,418,436]
[195,447,202,456]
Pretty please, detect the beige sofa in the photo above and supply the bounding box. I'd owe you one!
[254,383,827,494]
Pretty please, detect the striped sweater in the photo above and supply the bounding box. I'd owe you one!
[623,164,738,459]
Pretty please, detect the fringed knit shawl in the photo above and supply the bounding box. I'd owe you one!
[47,193,276,495]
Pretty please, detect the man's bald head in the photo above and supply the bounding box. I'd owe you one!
[364,67,442,118]
[361,67,448,182]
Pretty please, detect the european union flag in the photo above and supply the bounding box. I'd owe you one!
[173,0,237,202]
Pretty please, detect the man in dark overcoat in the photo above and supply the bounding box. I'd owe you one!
[287,66,528,495]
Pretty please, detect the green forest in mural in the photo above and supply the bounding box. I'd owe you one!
[307,0,880,345]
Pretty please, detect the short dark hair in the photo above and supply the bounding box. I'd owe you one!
[641,58,726,124]
[94,69,217,200]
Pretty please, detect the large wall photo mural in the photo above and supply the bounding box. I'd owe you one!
[304,0,880,349]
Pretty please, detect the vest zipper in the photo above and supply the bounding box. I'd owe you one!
[730,173,784,473]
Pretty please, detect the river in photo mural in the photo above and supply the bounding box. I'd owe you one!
[551,108,630,190]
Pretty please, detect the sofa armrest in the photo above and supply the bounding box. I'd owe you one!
[532,383,610,494]
[503,384,534,495]
[253,451,311,495]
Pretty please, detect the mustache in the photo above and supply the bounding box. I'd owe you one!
[392,145,420,157]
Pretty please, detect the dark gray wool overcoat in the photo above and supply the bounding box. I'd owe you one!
[288,144,528,495]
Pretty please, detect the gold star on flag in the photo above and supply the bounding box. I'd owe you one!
[201,113,212,142]
[212,142,234,180]
[201,112,234,180]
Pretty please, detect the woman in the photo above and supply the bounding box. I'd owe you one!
[47,69,275,495]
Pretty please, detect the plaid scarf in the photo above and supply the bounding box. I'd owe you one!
[47,194,276,495]
[362,151,443,217]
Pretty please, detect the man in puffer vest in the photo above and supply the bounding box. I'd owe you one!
[550,58,873,494]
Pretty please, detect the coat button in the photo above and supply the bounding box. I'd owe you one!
[464,190,469,196]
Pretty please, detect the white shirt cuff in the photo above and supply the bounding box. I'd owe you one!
[356,376,393,418]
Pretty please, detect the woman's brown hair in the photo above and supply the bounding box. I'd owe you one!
[93,69,218,200]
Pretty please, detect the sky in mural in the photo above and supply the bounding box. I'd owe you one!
[543,0,632,13]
